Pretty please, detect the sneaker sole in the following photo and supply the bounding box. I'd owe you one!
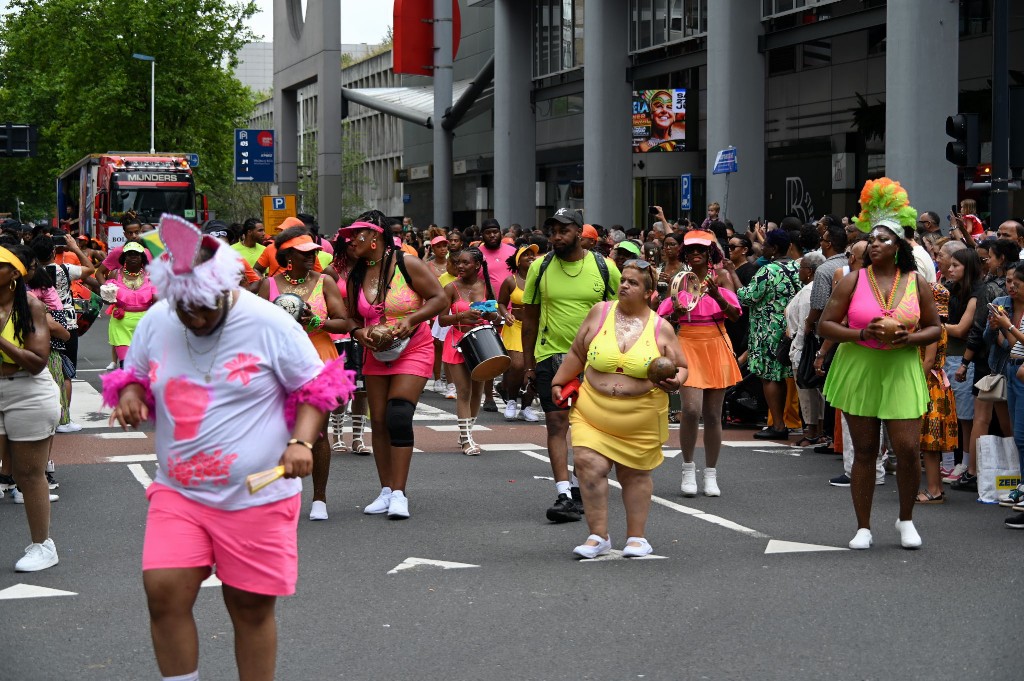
[829,482,851,487]
[546,510,581,523]
[1005,522,1024,529]
[15,558,58,572]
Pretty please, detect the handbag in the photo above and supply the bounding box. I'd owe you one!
[975,373,1007,402]
[60,352,76,380]
[775,335,794,367]
[796,333,833,389]
[366,324,411,363]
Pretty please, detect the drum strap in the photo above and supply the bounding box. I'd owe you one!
[529,251,611,305]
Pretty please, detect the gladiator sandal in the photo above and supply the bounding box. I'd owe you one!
[329,412,348,452]
[350,414,371,455]
[458,417,481,456]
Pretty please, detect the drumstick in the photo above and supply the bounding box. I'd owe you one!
[246,465,285,494]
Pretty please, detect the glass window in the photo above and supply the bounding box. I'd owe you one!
[629,0,706,53]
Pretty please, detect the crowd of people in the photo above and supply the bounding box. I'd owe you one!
[0,182,1020,678]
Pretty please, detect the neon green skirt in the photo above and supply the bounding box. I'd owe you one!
[823,342,928,420]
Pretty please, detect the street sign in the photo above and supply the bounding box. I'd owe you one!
[262,194,296,235]
[713,147,738,175]
[184,153,200,167]
[680,173,692,211]
[235,129,275,183]
[403,194,412,204]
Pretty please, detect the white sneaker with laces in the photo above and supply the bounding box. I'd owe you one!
[15,538,58,572]
[504,401,519,420]
[444,383,457,399]
[364,487,393,515]
[434,379,447,394]
[519,406,540,422]
[104,361,117,371]
[12,489,59,503]
[387,490,410,519]
[703,468,720,497]
[942,462,968,483]
[55,422,83,433]
[309,500,328,521]
[680,462,697,497]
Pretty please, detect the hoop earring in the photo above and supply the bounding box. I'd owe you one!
[370,241,378,251]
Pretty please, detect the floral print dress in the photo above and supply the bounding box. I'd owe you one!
[737,259,801,382]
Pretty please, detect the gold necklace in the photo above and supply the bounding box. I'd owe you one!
[557,257,585,278]
[122,270,144,291]
[867,266,901,316]
[182,295,231,383]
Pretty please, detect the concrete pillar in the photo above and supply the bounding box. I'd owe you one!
[494,0,536,229]
[433,0,454,228]
[705,1,764,224]
[583,0,632,227]
[317,3,342,231]
[275,88,298,197]
[885,2,959,221]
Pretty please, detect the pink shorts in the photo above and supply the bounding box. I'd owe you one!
[142,483,300,596]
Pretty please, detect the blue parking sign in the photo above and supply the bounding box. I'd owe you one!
[272,197,286,210]
[680,173,692,212]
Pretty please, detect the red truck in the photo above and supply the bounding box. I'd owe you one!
[57,153,208,242]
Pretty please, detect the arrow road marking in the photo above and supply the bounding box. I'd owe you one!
[578,550,667,562]
[387,557,480,575]
[201,573,223,588]
[764,540,848,554]
[127,464,153,489]
[0,584,77,600]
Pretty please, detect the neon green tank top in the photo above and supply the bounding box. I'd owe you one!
[586,302,660,380]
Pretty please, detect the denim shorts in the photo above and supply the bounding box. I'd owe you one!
[944,355,975,420]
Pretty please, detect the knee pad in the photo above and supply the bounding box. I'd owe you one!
[385,398,415,447]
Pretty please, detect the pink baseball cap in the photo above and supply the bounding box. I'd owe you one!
[430,235,449,246]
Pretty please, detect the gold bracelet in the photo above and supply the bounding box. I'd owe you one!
[287,438,314,451]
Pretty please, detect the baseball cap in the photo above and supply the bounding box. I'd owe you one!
[581,224,599,240]
[201,220,232,240]
[615,240,642,257]
[544,208,583,228]
[277,216,306,232]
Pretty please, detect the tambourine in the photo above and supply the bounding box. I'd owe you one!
[669,270,708,324]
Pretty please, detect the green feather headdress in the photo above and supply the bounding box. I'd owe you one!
[854,178,917,233]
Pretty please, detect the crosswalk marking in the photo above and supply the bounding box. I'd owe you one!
[68,379,109,430]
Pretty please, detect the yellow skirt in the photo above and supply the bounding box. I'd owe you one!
[501,320,523,352]
[569,381,668,471]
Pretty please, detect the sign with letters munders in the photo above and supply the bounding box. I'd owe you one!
[632,89,686,153]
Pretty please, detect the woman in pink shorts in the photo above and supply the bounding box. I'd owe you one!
[336,210,447,520]
[104,215,352,681]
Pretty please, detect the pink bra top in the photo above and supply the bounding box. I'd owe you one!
[848,268,920,350]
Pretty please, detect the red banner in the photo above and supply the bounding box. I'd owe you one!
[393,0,461,77]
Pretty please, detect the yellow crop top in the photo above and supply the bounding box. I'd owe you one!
[0,314,20,364]
[586,302,660,380]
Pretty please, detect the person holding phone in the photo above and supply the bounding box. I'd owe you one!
[550,260,687,558]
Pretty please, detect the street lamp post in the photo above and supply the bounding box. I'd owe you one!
[132,53,156,154]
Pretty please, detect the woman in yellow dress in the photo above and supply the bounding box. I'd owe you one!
[550,260,687,559]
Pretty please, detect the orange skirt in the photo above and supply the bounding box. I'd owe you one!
[309,331,339,363]
[676,323,741,390]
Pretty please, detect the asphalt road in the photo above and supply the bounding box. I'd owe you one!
[0,316,1014,681]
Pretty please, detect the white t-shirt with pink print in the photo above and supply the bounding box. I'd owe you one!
[125,291,324,510]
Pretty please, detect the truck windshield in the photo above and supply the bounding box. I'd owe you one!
[111,188,194,224]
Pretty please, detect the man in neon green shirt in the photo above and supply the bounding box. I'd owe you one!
[231,218,266,267]
[522,208,620,523]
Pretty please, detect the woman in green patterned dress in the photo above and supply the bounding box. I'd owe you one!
[737,229,802,440]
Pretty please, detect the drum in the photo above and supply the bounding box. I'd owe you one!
[458,324,511,381]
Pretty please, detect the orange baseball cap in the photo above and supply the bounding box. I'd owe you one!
[581,224,599,240]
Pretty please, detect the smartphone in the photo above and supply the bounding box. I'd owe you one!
[951,204,960,218]
[649,205,659,216]
[555,377,581,409]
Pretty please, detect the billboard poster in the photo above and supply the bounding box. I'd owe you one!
[632,89,686,153]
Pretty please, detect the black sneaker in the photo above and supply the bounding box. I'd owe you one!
[753,427,789,440]
[1005,513,1024,529]
[546,493,582,523]
[951,472,978,492]
[482,400,498,413]
[46,472,59,490]
[570,486,585,515]
[829,473,851,487]
[0,473,14,491]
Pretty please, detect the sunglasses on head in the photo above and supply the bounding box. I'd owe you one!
[623,259,653,270]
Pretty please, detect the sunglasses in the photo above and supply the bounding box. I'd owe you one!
[728,243,744,250]
[682,246,709,255]
[623,259,653,270]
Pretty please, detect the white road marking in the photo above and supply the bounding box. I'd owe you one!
[67,379,111,429]
[427,424,492,432]
[107,454,157,463]
[479,443,544,451]
[388,557,480,575]
[662,448,681,459]
[519,450,768,539]
[764,540,848,554]
[201,573,223,588]
[97,432,148,440]
[127,463,153,489]
[0,584,77,600]
[578,550,667,562]
[721,441,788,448]
[753,448,801,457]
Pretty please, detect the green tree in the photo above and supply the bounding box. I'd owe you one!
[0,0,258,219]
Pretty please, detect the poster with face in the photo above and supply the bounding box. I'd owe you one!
[632,89,687,152]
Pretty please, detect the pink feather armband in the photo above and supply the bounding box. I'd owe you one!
[284,357,356,428]
[100,368,155,415]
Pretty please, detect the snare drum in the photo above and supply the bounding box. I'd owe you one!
[458,324,511,381]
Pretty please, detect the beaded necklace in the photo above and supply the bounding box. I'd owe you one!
[866,265,901,316]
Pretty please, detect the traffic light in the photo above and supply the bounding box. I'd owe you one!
[945,113,979,167]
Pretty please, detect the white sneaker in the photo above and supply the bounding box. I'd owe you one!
[504,401,519,420]
[680,462,697,497]
[849,528,873,550]
[703,468,720,497]
[364,487,393,515]
[104,361,116,371]
[55,422,83,433]
[387,490,410,519]
[12,489,59,503]
[621,536,653,558]
[434,379,447,394]
[573,534,612,559]
[895,519,922,549]
[519,406,540,422]
[309,500,328,521]
[942,462,968,483]
[444,383,457,399]
[15,538,58,572]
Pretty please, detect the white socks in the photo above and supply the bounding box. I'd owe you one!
[555,480,571,497]
[163,672,199,681]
